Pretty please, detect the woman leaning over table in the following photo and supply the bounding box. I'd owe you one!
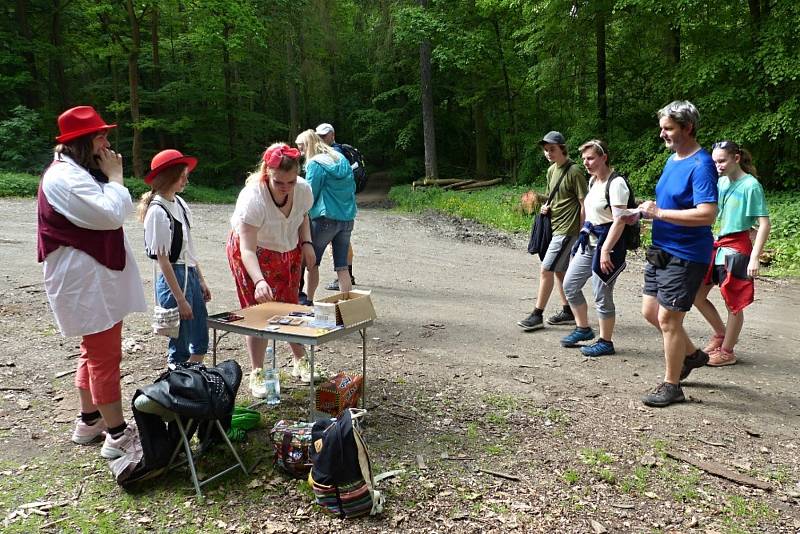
[226,143,321,398]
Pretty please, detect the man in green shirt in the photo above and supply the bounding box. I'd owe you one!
[518,131,588,331]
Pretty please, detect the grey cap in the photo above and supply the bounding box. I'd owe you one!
[539,131,566,145]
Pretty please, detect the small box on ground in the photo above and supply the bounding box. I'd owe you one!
[313,289,376,327]
[315,372,364,418]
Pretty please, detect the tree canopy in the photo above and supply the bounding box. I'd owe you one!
[1,0,798,191]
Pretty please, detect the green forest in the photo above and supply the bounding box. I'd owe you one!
[1,0,798,194]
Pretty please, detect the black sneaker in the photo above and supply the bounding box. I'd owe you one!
[517,313,544,331]
[641,382,685,407]
[546,310,576,326]
[680,349,709,380]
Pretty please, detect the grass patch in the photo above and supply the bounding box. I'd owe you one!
[389,184,800,276]
[620,466,650,494]
[0,171,239,203]
[579,448,615,467]
[530,407,571,426]
[655,464,701,502]
[482,394,520,412]
[721,494,778,531]
[563,469,580,485]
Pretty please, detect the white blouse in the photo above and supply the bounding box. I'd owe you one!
[230,178,313,252]
[143,194,198,267]
[41,155,146,337]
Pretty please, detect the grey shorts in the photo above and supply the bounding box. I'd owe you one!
[643,251,708,312]
[542,235,577,273]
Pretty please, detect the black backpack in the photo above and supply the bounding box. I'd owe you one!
[604,172,640,251]
[337,143,368,193]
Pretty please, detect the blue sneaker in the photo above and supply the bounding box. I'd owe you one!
[560,327,595,347]
[580,339,615,357]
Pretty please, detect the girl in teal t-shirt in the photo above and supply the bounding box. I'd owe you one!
[693,141,771,366]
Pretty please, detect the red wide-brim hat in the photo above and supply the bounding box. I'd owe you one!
[56,106,117,143]
[145,149,198,184]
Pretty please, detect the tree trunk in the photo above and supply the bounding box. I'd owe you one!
[16,0,40,108]
[222,22,235,161]
[286,33,300,141]
[475,103,488,179]
[419,0,438,180]
[151,6,166,148]
[50,0,69,109]
[492,18,518,181]
[595,6,608,133]
[126,0,143,178]
[666,24,680,65]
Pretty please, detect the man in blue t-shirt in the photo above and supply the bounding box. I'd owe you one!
[638,100,718,408]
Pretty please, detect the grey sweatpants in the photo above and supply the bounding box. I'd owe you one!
[563,244,616,319]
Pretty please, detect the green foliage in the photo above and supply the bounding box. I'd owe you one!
[0,106,49,173]
[0,172,40,198]
[0,172,238,203]
[1,0,799,192]
[389,184,800,276]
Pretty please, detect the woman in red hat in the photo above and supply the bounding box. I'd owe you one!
[37,106,146,459]
[227,143,319,395]
[138,149,211,366]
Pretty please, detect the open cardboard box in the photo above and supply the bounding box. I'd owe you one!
[313,289,376,327]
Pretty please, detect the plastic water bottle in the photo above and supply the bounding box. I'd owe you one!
[263,347,280,405]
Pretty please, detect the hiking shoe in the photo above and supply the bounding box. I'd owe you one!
[517,312,544,331]
[561,327,595,347]
[641,382,685,408]
[580,338,615,357]
[100,423,139,459]
[294,356,325,384]
[71,417,107,445]
[708,347,737,367]
[325,277,356,292]
[250,368,267,399]
[703,333,725,353]
[547,309,576,326]
[680,349,709,380]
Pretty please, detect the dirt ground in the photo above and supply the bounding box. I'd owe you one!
[1,175,799,532]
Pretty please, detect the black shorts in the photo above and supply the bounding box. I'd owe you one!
[643,249,708,312]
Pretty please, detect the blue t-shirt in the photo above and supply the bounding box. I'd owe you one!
[652,149,718,263]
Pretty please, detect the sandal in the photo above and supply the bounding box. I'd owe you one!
[703,333,725,353]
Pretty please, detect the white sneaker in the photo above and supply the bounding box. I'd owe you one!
[250,368,267,398]
[100,423,139,459]
[293,356,325,384]
[71,417,107,445]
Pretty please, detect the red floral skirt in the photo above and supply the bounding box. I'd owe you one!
[226,231,302,308]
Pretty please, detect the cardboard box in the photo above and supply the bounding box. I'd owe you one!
[313,289,376,327]
[315,372,364,418]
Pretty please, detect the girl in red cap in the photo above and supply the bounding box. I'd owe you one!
[38,106,146,459]
[227,143,319,395]
[138,149,211,366]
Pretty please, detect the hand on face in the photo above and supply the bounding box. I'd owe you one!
[93,133,123,183]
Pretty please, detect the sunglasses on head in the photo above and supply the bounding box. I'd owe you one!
[712,140,740,153]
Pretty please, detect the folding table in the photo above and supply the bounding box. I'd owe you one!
[207,302,373,420]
